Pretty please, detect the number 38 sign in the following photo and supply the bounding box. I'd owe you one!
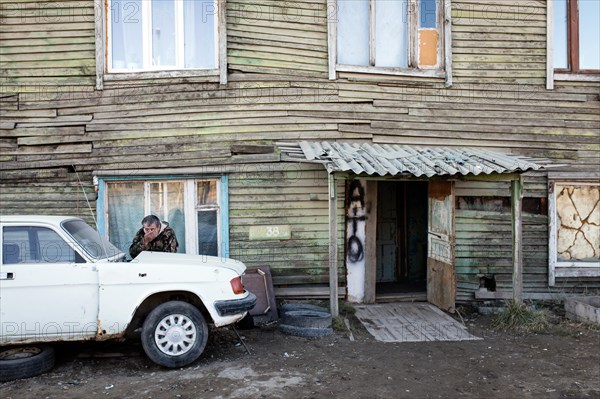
[249,225,291,240]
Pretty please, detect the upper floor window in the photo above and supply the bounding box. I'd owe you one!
[107,0,218,72]
[553,0,600,73]
[334,0,446,77]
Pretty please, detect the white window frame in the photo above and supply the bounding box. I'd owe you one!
[548,179,600,286]
[546,0,600,90]
[327,0,452,86]
[97,176,229,258]
[95,0,228,89]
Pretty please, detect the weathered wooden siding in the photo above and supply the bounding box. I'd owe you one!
[0,0,598,298]
[229,163,345,288]
[455,208,550,302]
[452,0,547,85]
[0,171,96,225]
[0,0,96,89]
[228,0,329,78]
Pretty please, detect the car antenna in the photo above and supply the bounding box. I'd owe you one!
[73,165,110,260]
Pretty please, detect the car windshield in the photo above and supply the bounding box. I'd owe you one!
[62,219,123,260]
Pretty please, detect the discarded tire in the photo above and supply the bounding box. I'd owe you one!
[280,303,328,315]
[281,310,332,329]
[278,307,333,337]
[0,345,55,382]
[279,324,333,337]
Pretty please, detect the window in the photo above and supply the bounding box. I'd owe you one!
[3,227,78,264]
[333,0,447,78]
[98,177,228,258]
[96,0,227,88]
[548,181,600,285]
[107,0,218,71]
[553,0,600,73]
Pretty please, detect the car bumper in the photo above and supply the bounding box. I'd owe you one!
[214,291,257,317]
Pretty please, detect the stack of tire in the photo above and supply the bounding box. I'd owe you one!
[278,303,333,337]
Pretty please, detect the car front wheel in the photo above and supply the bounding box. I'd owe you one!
[141,301,209,368]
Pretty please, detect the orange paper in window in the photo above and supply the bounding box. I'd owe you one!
[419,29,438,67]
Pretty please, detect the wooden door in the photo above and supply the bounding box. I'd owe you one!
[427,181,456,312]
[376,182,397,282]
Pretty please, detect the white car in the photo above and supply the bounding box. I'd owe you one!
[0,215,256,380]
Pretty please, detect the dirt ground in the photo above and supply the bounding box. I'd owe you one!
[1,304,599,399]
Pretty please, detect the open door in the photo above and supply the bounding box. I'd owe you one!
[427,181,456,312]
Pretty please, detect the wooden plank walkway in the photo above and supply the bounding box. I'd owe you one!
[354,303,481,343]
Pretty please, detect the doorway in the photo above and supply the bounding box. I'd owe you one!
[376,181,428,300]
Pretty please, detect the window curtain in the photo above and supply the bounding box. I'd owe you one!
[184,0,216,68]
[110,0,143,69]
[107,182,145,257]
[150,182,186,253]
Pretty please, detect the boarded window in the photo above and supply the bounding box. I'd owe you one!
[555,185,599,262]
[549,182,600,285]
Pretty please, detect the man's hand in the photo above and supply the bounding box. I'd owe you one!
[143,224,160,245]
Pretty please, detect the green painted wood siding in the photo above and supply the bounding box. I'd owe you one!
[0,0,96,89]
[229,163,345,286]
[455,209,550,302]
[0,0,598,296]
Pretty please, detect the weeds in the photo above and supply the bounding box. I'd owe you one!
[492,300,550,334]
[332,301,357,332]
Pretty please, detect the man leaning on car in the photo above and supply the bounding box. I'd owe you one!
[129,215,179,258]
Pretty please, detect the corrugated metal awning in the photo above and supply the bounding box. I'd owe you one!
[279,141,546,178]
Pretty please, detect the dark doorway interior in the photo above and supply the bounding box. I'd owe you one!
[376,181,428,300]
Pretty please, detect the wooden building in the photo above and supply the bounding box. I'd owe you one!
[1,0,598,312]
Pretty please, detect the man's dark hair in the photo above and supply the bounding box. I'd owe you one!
[142,215,161,227]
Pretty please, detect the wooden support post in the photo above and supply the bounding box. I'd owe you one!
[511,177,524,303]
[328,173,339,317]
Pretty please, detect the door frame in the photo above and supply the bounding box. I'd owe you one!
[362,179,456,309]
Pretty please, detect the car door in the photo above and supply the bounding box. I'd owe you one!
[0,224,99,343]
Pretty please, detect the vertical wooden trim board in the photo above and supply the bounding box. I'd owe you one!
[329,173,339,317]
[364,180,378,303]
[444,0,452,87]
[327,0,337,80]
[547,0,555,90]
[219,0,228,84]
[548,180,557,286]
[95,0,105,90]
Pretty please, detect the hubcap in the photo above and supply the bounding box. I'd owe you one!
[154,314,197,356]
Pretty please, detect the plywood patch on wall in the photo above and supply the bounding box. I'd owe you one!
[419,30,439,67]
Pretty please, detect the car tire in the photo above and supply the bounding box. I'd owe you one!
[141,301,209,368]
[278,324,333,338]
[0,345,55,382]
[280,303,328,315]
[281,310,332,329]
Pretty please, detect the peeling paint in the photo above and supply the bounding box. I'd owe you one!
[556,185,600,261]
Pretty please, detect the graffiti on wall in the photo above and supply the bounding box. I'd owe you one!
[347,180,366,264]
[556,185,600,261]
